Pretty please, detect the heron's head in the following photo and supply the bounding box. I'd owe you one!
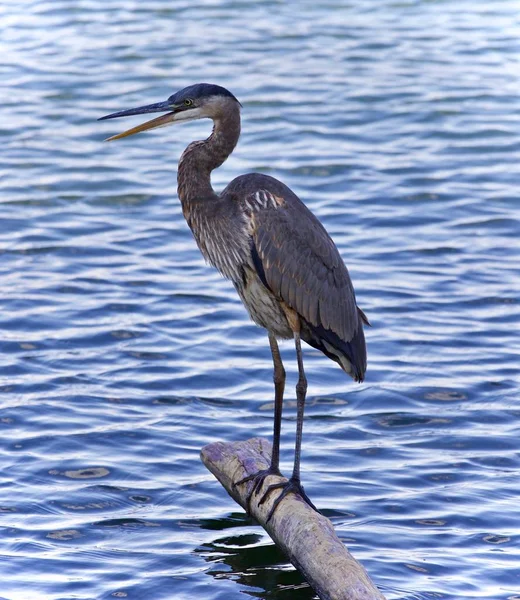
[99,83,241,141]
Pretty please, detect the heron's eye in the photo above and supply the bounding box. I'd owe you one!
[184,98,194,107]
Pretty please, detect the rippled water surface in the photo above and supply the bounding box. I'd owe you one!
[2,1,520,598]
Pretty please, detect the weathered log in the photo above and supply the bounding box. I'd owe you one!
[200,437,386,600]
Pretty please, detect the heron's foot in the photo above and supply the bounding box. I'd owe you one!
[259,477,319,523]
[234,466,282,513]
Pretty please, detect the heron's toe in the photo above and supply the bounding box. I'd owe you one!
[259,477,319,523]
[234,466,282,512]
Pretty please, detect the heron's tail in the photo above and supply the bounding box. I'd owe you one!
[301,307,368,383]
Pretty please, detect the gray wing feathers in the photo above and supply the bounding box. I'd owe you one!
[252,200,360,343]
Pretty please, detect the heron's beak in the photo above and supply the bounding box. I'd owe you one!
[98,100,198,141]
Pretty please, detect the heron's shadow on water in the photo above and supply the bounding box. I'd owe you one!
[194,513,318,599]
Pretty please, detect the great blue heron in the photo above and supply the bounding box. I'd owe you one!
[99,83,369,522]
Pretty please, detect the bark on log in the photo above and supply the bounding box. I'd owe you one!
[200,437,386,600]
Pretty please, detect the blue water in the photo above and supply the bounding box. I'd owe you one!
[1,1,520,598]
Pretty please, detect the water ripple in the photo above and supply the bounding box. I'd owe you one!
[1,1,520,599]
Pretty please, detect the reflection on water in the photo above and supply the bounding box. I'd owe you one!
[196,527,318,600]
[1,0,520,599]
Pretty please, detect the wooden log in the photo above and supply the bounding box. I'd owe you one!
[200,437,386,600]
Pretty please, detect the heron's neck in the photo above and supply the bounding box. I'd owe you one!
[177,108,241,207]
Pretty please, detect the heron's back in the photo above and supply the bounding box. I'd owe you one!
[223,172,368,382]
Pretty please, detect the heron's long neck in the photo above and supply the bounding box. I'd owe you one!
[177,108,241,209]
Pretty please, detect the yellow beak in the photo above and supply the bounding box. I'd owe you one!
[99,99,200,141]
[104,111,178,141]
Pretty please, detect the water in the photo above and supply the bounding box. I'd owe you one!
[1,1,520,598]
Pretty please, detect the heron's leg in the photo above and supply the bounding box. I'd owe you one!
[234,333,285,506]
[268,332,285,472]
[258,330,318,522]
[291,330,306,481]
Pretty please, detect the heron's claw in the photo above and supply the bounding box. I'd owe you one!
[259,477,319,523]
[234,466,282,513]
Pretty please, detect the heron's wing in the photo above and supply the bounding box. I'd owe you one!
[247,189,360,342]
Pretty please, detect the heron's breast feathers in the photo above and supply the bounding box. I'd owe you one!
[184,196,251,284]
